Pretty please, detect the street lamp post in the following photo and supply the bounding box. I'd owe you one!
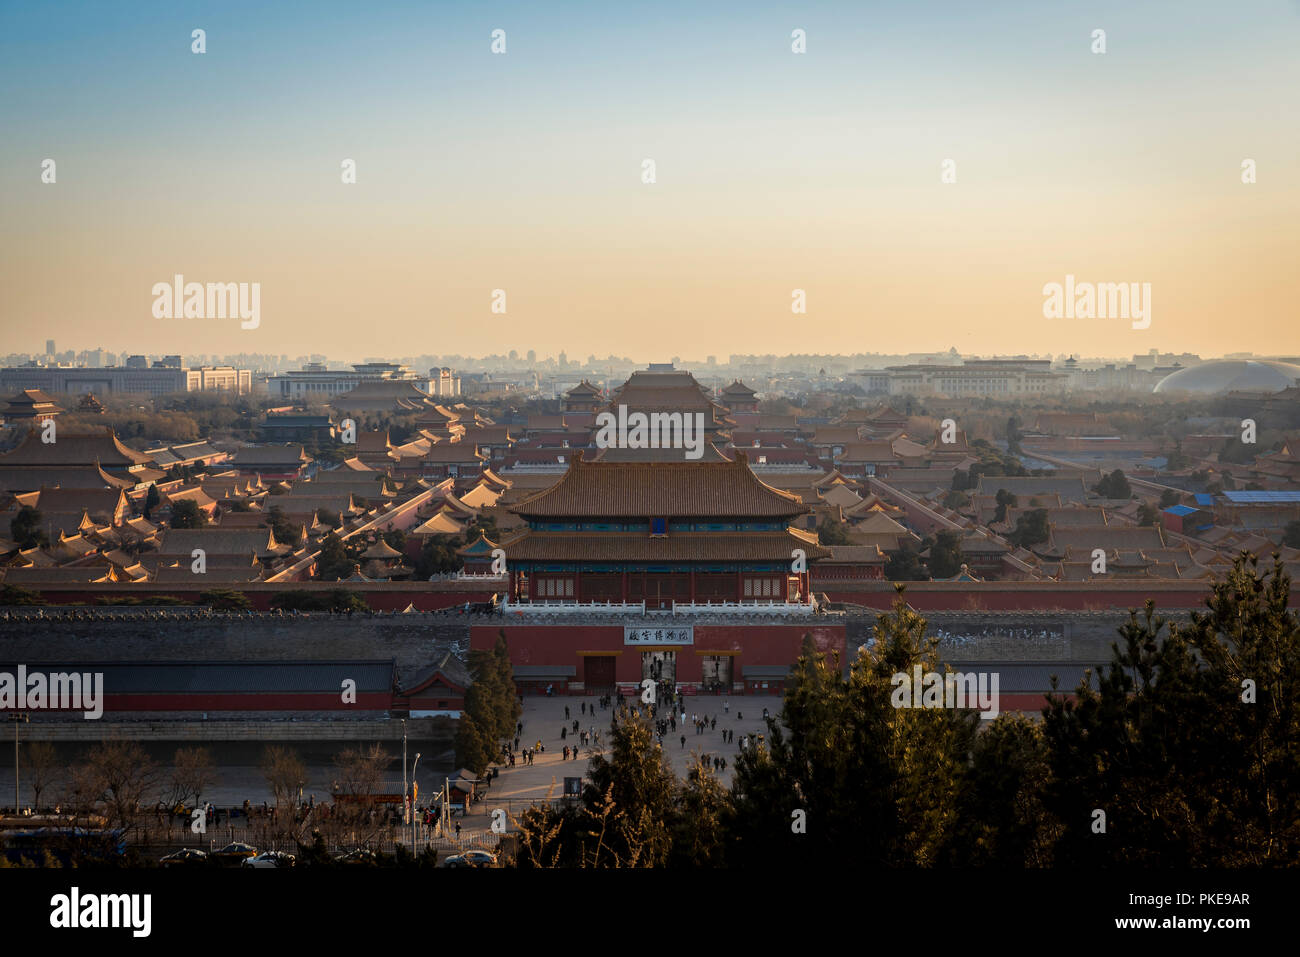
[411,753,421,850]
[401,719,408,836]
[9,712,30,815]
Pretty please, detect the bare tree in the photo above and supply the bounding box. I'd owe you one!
[328,743,392,846]
[82,739,160,829]
[56,764,102,823]
[260,746,306,837]
[161,747,215,811]
[23,741,60,812]
[333,743,391,799]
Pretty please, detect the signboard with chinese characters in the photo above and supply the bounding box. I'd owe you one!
[624,626,694,645]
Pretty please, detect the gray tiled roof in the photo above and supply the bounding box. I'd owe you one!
[0,660,395,694]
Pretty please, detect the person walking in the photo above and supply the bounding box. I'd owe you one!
[561,726,567,740]
[680,734,686,749]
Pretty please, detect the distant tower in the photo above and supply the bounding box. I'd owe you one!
[45,339,55,356]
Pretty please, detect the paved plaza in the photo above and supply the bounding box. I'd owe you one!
[449,692,785,841]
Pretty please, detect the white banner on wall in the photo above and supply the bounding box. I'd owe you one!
[624,626,694,645]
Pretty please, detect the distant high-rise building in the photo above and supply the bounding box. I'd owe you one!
[126,355,148,369]
[0,364,251,396]
[45,340,55,356]
[429,367,461,397]
[527,350,537,366]
[267,361,430,399]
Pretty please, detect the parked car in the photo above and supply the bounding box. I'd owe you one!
[241,851,296,869]
[159,848,209,868]
[211,842,259,864]
[445,849,497,869]
[334,848,378,867]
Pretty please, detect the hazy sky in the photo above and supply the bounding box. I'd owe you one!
[2,0,1298,362]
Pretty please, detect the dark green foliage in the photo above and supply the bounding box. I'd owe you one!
[816,517,852,546]
[314,532,354,581]
[9,506,48,548]
[730,602,977,867]
[1041,554,1300,866]
[168,499,207,529]
[1164,443,1189,471]
[993,488,1018,524]
[455,632,521,774]
[943,490,970,510]
[1218,436,1258,466]
[1093,469,1133,499]
[514,706,683,868]
[947,713,1057,866]
[1006,415,1023,456]
[413,537,463,578]
[264,505,300,544]
[199,588,252,609]
[0,584,42,606]
[143,484,160,519]
[1008,508,1049,548]
[580,707,678,866]
[884,541,930,581]
[923,529,965,578]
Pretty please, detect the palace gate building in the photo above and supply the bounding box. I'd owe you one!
[469,451,846,694]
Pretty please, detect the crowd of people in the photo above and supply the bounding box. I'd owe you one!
[489,688,780,795]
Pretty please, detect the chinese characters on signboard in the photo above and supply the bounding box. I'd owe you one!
[624,626,694,645]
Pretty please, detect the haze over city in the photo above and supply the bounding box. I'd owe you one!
[3,0,1298,359]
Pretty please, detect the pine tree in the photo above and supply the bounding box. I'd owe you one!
[580,705,677,867]
[492,631,521,740]
[453,713,494,776]
[1041,554,1299,866]
[669,756,734,867]
[948,712,1058,866]
[730,594,976,866]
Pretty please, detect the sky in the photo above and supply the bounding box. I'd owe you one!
[2,0,1298,362]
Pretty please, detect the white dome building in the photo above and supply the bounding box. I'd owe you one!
[1153,360,1300,394]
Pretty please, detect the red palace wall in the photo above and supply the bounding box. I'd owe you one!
[58,692,395,714]
[473,621,845,692]
[15,584,498,611]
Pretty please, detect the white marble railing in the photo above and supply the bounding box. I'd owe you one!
[429,571,508,581]
[501,598,646,615]
[671,600,816,616]
[498,598,815,616]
